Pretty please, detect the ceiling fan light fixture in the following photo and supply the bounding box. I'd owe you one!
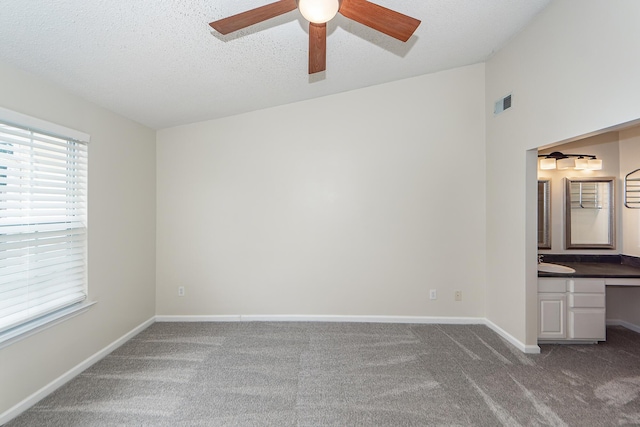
[297,0,341,23]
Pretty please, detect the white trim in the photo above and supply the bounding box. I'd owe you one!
[242,315,485,324]
[0,316,155,426]
[0,301,97,350]
[607,319,640,334]
[484,318,541,354]
[155,315,241,322]
[156,314,486,325]
[156,314,536,352]
[0,106,90,142]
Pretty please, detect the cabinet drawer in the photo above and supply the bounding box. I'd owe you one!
[567,279,605,293]
[568,309,606,340]
[568,293,605,308]
[538,279,567,293]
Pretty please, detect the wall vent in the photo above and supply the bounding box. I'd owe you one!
[494,94,512,115]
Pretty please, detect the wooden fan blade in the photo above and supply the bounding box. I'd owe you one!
[209,0,297,35]
[339,0,420,42]
[309,22,326,74]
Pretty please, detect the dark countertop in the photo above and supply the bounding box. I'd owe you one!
[538,262,640,278]
[538,254,640,278]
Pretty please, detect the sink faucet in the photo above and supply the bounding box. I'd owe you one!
[538,255,543,264]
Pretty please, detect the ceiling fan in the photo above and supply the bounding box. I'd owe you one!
[209,0,421,74]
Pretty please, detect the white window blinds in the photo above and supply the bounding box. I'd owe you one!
[0,119,88,334]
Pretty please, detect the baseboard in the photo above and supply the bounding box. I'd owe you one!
[155,314,535,352]
[483,319,540,354]
[155,315,242,322]
[0,316,155,426]
[607,319,640,334]
[155,314,486,325]
[245,315,487,324]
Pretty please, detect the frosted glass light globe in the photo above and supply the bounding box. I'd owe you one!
[574,157,589,170]
[587,158,603,170]
[539,158,556,170]
[297,0,341,24]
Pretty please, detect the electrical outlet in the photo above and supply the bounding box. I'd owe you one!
[429,289,437,300]
[454,290,462,301]
[178,286,185,297]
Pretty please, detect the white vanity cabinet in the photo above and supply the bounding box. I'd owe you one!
[538,279,567,339]
[538,278,606,342]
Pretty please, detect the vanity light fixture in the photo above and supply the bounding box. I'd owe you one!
[538,151,603,171]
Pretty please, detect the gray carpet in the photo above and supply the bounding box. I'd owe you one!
[6,322,640,426]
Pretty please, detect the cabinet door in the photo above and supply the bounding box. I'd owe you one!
[568,309,606,340]
[538,293,567,339]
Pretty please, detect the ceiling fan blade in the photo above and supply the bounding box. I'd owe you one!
[209,0,297,35]
[339,0,420,42]
[309,22,327,74]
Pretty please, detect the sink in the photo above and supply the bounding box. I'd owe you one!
[538,262,575,274]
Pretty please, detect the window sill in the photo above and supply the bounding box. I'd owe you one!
[0,301,97,350]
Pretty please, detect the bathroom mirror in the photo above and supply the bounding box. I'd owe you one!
[565,177,615,249]
[538,180,550,249]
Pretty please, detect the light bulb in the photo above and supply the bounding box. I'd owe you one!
[297,0,341,23]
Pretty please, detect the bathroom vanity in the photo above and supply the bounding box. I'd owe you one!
[535,167,640,343]
[537,255,640,343]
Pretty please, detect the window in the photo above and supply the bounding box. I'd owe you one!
[0,109,89,342]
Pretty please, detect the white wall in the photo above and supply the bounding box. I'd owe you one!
[156,64,486,319]
[486,0,640,346]
[0,63,156,415]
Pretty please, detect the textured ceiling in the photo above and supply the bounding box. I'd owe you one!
[0,0,550,129]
